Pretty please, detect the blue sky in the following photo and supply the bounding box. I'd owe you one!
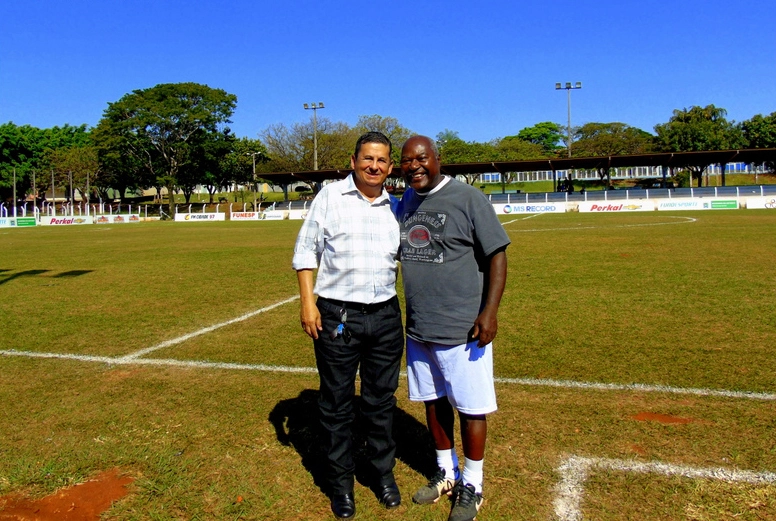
[1,0,774,143]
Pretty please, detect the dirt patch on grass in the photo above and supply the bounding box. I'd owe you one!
[0,469,132,521]
[630,412,695,424]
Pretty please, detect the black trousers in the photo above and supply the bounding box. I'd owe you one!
[314,296,404,495]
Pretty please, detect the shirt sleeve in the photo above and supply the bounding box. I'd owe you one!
[291,192,327,270]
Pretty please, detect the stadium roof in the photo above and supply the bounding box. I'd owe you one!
[257,148,776,185]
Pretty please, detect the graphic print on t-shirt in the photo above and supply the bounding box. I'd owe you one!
[400,210,447,264]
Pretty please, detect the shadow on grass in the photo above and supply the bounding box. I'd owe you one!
[268,389,436,496]
[52,270,93,278]
[0,269,93,285]
[0,269,50,285]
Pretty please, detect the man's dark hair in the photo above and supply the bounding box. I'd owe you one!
[354,131,392,158]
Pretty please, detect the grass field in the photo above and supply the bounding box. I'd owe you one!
[1,211,775,520]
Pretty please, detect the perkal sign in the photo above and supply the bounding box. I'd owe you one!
[578,201,656,212]
[40,216,94,225]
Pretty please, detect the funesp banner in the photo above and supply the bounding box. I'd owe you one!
[230,211,260,221]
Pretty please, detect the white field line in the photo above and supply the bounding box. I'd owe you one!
[506,215,697,233]
[2,348,774,401]
[501,213,542,226]
[494,376,776,401]
[554,455,776,521]
[119,295,299,361]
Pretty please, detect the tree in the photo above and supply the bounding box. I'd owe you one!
[0,122,90,206]
[514,122,564,154]
[741,112,776,172]
[260,117,358,193]
[436,129,461,148]
[92,82,237,214]
[354,115,413,162]
[572,122,654,187]
[654,105,744,186]
[47,144,100,206]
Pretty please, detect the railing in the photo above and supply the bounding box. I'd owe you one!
[487,185,776,204]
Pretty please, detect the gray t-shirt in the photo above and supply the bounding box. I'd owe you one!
[398,178,511,344]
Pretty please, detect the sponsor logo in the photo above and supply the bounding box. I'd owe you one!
[129,215,140,221]
[408,225,431,248]
[589,204,623,212]
[502,205,513,214]
[96,216,110,223]
[526,205,558,212]
[710,200,738,209]
[47,217,87,225]
[765,198,776,209]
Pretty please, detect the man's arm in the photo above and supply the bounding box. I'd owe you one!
[471,247,507,347]
[297,268,322,339]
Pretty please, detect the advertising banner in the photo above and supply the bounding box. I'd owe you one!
[492,203,566,214]
[261,211,287,220]
[174,213,226,222]
[656,198,739,211]
[0,217,37,227]
[94,214,141,224]
[230,212,260,221]
[578,201,656,213]
[40,216,94,226]
[745,197,776,210]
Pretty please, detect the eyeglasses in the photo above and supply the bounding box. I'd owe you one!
[329,308,352,344]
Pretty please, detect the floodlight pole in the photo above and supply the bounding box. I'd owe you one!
[555,82,582,158]
[247,151,263,211]
[303,102,325,170]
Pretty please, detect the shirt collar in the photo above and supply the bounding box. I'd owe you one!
[338,173,390,204]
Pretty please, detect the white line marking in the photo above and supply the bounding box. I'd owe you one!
[2,348,774,401]
[494,376,776,401]
[507,215,697,233]
[0,349,317,374]
[501,213,542,225]
[554,455,776,521]
[119,295,299,360]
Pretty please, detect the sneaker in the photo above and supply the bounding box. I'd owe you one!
[412,467,459,504]
[448,482,483,521]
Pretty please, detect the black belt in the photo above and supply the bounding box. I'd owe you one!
[318,296,396,314]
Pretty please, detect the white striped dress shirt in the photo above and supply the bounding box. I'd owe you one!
[292,174,400,304]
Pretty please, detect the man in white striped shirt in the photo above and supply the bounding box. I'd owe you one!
[292,132,403,519]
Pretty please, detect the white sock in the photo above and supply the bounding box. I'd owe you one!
[462,457,484,494]
[435,449,460,480]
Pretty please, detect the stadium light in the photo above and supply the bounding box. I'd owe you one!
[303,102,325,170]
[555,82,582,158]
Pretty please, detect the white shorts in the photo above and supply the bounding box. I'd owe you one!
[406,337,497,415]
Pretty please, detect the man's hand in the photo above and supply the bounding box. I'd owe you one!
[471,307,498,347]
[296,269,322,339]
[300,301,322,339]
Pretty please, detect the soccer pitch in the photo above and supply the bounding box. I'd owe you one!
[1,211,775,520]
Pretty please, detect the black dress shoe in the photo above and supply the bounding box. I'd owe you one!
[373,482,401,509]
[330,493,356,519]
